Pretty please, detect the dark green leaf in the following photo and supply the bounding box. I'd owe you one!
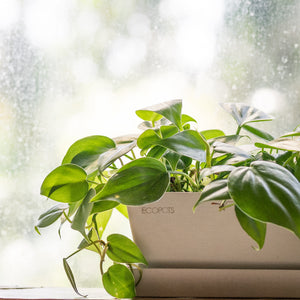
[36,205,67,228]
[255,138,300,152]
[63,258,86,297]
[194,179,231,209]
[40,164,89,203]
[220,102,273,127]
[91,158,169,205]
[147,145,166,159]
[228,161,300,238]
[295,157,300,182]
[200,129,225,140]
[160,125,179,138]
[62,135,115,168]
[176,155,193,170]
[102,264,136,298]
[91,200,119,214]
[235,206,266,250]
[136,99,183,130]
[163,150,181,170]
[71,189,96,238]
[242,124,274,141]
[107,234,148,265]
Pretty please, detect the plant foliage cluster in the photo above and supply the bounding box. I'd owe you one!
[37,100,300,298]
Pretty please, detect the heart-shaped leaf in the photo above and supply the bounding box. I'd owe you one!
[91,158,169,205]
[136,99,183,130]
[228,161,300,238]
[220,102,273,127]
[40,164,89,203]
[107,234,148,265]
[235,206,266,250]
[62,135,115,168]
[102,264,136,298]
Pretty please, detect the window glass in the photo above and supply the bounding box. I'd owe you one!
[0,0,299,287]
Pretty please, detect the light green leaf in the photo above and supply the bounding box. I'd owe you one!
[102,264,136,299]
[228,161,300,238]
[200,129,225,140]
[194,179,231,209]
[136,99,183,130]
[107,234,148,265]
[91,158,169,205]
[71,189,96,238]
[36,204,67,228]
[242,124,274,141]
[91,200,119,214]
[160,125,179,138]
[147,145,167,159]
[220,102,273,127]
[62,135,115,168]
[182,114,197,125]
[255,138,300,152]
[116,204,128,218]
[280,131,300,138]
[235,206,266,250]
[40,164,89,203]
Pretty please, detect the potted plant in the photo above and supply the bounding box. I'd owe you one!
[36,99,300,298]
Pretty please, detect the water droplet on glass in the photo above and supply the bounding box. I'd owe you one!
[281,56,288,64]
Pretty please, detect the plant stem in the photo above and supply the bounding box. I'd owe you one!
[236,126,242,135]
[100,243,109,276]
[170,171,198,191]
[63,211,73,224]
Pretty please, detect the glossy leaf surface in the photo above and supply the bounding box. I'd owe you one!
[40,164,88,203]
[200,129,225,140]
[107,234,148,265]
[91,158,169,205]
[228,161,300,238]
[62,135,115,168]
[199,165,236,181]
[235,206,266,250]
[102,264,136,299]
[136,99,183,129]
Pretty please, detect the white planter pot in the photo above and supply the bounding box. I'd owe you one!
[128,192,300,297]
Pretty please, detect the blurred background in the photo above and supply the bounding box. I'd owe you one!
[0,0,299,288]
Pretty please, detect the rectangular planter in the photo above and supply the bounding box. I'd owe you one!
[128,192,300,297]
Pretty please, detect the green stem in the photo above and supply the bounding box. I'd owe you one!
[170,171,198,191]
[65,240,105,260]
[87,180,99,185]
[199,132,212,168]
[131,149,136,160]
[236,126,242,135]
[63,211,72,224]
[100,243,109,276]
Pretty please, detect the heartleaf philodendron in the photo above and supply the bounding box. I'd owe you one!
[38,99,300,298]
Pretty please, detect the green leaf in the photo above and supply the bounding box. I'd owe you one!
[136,99,183,130]
[200,129,225,140]
[295,157,300,182]
[242,124,274,141]
[116,204,128,218]
[107,234,148,265]
[182,114,197,125]
[220,102,273,127]
[211,134,245,145]
[137,129,161,151]
[199,165,236,181]
[280,131,300,138]
[91,200,119,214]
[98,141,136,172]
[91,158,169,205]
[147,145,166,159]
[36,204,67,228]
[163,150,181,170]
[71,189,96,238]
[40,164,89,203]
[62,135,115,168]
[63,258,86,297]
[102,264,136,299]
[255,138,300,152]
[228,161,300,238]
[235,206,266,250]
[194,179,231,209]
